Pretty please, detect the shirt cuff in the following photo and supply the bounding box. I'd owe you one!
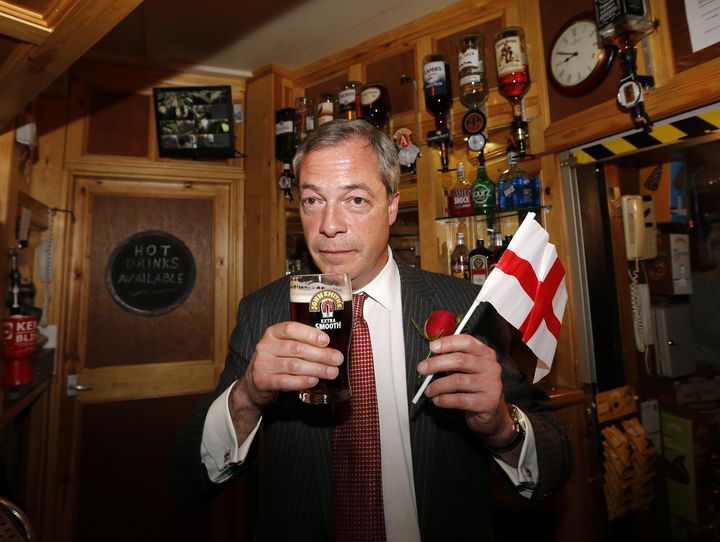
[201,381,262,483]
[492,407,538,498]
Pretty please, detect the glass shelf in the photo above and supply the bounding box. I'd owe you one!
[435,204,550,224]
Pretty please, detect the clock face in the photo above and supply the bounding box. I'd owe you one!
[549,17,613,97]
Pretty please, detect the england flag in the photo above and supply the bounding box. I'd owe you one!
[478,212,567,382]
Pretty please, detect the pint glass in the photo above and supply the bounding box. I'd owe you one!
[290,273,352,404]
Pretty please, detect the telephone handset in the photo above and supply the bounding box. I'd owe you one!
[621,195,656,353]
[621,194,657,260]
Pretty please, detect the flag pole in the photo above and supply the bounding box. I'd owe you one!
[411,212,541,405]
[411,292,483,405]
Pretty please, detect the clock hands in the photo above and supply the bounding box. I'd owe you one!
[555,51,578,67]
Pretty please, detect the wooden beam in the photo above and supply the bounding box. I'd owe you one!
[0,0,144,127]
[0,2,51,45]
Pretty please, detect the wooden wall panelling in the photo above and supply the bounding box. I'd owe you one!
[0,0,143,127]
[551,398,606,542]
[27,93,72,539]
[85,89,150,157]
[647,0,675,87]
[664,0,720,74]
[0,121,21,290]
[244,69,289,295]
[293,0,517,87]
[66,60,246,163]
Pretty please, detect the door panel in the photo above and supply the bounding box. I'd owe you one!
[77,395,248,542]
[85,195,214,367]
[59,176,242,541]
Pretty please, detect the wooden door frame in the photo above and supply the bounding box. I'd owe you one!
[47,164,243,540]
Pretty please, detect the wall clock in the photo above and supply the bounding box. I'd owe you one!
[547,13,615,97]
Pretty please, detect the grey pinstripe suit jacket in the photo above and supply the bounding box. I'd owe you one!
[172,257,572,540]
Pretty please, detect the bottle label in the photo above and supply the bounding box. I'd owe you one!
[316,102,334,125]
[423,61,447,92]
[495,36,526,77]
[361,87,381,105]
[458,48,480,71]
[469,254,489,286]
[338,88,357,109]
[451,260,469,280]
[449,188,472,215]
[460,74,482,87]
[306,116,315,131]
[275,120,293,135]
[472,182,494,208]
[503,182,516,199]
[518,176,533,206]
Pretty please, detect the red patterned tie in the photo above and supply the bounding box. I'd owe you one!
[332,292,386,541]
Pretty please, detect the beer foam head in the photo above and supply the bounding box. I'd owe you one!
[290,277,351,302]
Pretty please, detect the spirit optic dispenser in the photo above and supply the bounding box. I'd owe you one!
[595,0,655,130]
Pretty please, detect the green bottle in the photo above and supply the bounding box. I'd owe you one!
[471,148,496,214]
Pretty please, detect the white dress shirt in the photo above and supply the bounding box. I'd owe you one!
[201,248,538,541]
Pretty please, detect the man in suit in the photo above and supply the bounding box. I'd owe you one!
[172,119,572,540]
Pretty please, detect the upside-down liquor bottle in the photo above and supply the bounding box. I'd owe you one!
[494,27,531,156]
[423,53,453,172]
[360,82,392,131]
[458,32,488,110]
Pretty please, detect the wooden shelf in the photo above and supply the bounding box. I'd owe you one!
[436,204,549,223]
[16,191,50,231]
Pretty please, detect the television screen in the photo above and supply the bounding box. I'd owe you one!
[153,85,235,159]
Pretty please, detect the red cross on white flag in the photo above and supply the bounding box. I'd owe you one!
[411,212,567,404]
[478,212,567,382]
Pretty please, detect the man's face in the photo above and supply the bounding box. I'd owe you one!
[298,139,400,290]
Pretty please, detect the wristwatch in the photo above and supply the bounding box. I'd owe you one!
[485,404,525,455]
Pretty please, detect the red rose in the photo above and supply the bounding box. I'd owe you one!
[424,309,457,340]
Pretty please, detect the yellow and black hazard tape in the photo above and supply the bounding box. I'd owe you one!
[570,103,720,164]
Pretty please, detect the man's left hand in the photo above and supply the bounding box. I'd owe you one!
[416,334,516,449]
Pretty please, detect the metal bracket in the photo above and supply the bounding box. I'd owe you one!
[560,154,578,169]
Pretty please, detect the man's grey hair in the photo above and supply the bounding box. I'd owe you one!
[292,119,400,197]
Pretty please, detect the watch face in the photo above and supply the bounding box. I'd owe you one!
[549,17,612,96]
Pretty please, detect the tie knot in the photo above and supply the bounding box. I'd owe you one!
[352,292,368,320]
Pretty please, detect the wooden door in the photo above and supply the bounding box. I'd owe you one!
[56,176,247,542]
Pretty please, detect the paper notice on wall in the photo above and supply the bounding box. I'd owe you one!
[684,0,720,52]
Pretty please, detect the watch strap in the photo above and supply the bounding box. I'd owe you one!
[484,404,525,455]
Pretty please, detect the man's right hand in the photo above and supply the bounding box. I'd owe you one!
[229,321,343,440]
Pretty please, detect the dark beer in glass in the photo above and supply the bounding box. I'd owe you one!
[290,273,352,404]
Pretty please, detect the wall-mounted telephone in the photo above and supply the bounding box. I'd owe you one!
[621,194,657,260]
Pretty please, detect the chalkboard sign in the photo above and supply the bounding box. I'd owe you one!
[105,230,196,316]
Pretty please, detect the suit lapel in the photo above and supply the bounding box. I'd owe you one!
[397,261,435,405]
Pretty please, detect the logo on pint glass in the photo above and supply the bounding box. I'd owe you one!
[309,290,344,318]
